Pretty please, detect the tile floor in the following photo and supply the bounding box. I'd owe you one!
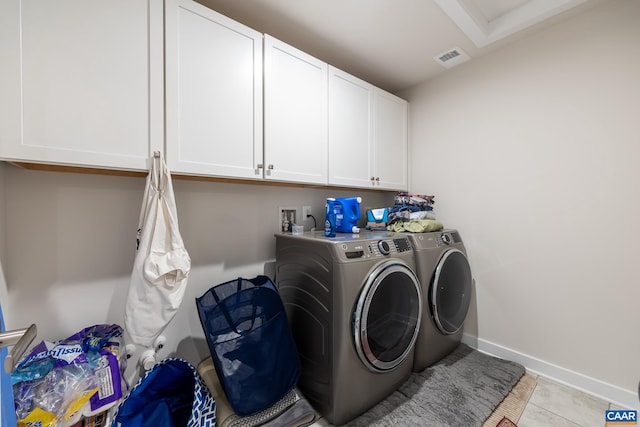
[310,373,630,426]
[516,374,618,427]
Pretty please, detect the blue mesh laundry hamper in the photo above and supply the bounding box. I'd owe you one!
[113,358,216,427]
[196,276,300,416]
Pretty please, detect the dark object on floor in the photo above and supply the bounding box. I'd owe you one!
[337,344,525,427]
[198,356,316,427]
[496,416,518,427]
[196,276,300,416]
[114,358,216,427]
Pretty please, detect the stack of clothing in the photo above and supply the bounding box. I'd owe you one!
[387,192,443,233]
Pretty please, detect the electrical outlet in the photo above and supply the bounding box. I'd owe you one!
[302,206,312,219]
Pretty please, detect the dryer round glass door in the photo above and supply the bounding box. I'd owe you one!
[353,260,422,372]
[431,249,472,334]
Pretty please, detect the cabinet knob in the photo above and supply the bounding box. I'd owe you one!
[370,177,375,181]
[268,164,274,170]
[375,177,380,182]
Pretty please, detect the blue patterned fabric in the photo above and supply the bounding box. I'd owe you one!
[112,358,215,427]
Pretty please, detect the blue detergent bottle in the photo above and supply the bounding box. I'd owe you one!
[335,197,362,233]
[325,198,337,237]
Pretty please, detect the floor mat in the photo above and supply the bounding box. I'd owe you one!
[337,344,525,426]
[483,373,536,427]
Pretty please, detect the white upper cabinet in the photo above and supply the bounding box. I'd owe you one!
[165,0,263,179]
[263,35,328,185]
[373,89,408,190]
[0,2,406,189]
[328,66,374,188]
[0,0,163,170]
[329,67,408,191]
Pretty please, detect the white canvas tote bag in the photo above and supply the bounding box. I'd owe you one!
[124,153,191,348]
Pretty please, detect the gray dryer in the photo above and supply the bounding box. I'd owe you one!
[405,230,473,372]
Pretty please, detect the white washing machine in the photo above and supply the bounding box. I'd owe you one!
[275,231,422,425]
[405,230,473,372]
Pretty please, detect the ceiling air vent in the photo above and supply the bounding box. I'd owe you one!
[434,47,470,69]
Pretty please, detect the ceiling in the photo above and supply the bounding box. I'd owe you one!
[196,0,608,93]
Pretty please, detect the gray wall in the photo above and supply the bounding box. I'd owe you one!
[402,0,640,408]
[0,164,8,319]
[0,162,393,380]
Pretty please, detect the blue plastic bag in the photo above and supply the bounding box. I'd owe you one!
[196,276,300,416]
[113,358,215,427]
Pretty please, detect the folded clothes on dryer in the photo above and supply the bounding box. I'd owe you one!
[387,219,443,233]
[388,192,437,227]
[409,210,437,220]
[394,193,435,208]
[387,210,437,224]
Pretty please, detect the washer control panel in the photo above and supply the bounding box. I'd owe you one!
[377,240,391,255]
[341,237,413,260]
[393,238,412,252]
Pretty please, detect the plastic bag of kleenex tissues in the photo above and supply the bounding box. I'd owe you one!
[12,324,125,427]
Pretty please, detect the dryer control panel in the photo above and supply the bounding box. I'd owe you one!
[436,231,462,246]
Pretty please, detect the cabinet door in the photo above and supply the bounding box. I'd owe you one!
[0,0,163,170]
[165,0,263,179]
[328,67,374,188]
[373,89,408,191]
[264,35,328,185]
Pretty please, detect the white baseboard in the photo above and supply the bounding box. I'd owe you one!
[462,334,639,410]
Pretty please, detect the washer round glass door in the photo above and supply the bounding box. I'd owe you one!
[353,260,422,372]
[431,248,472,334]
